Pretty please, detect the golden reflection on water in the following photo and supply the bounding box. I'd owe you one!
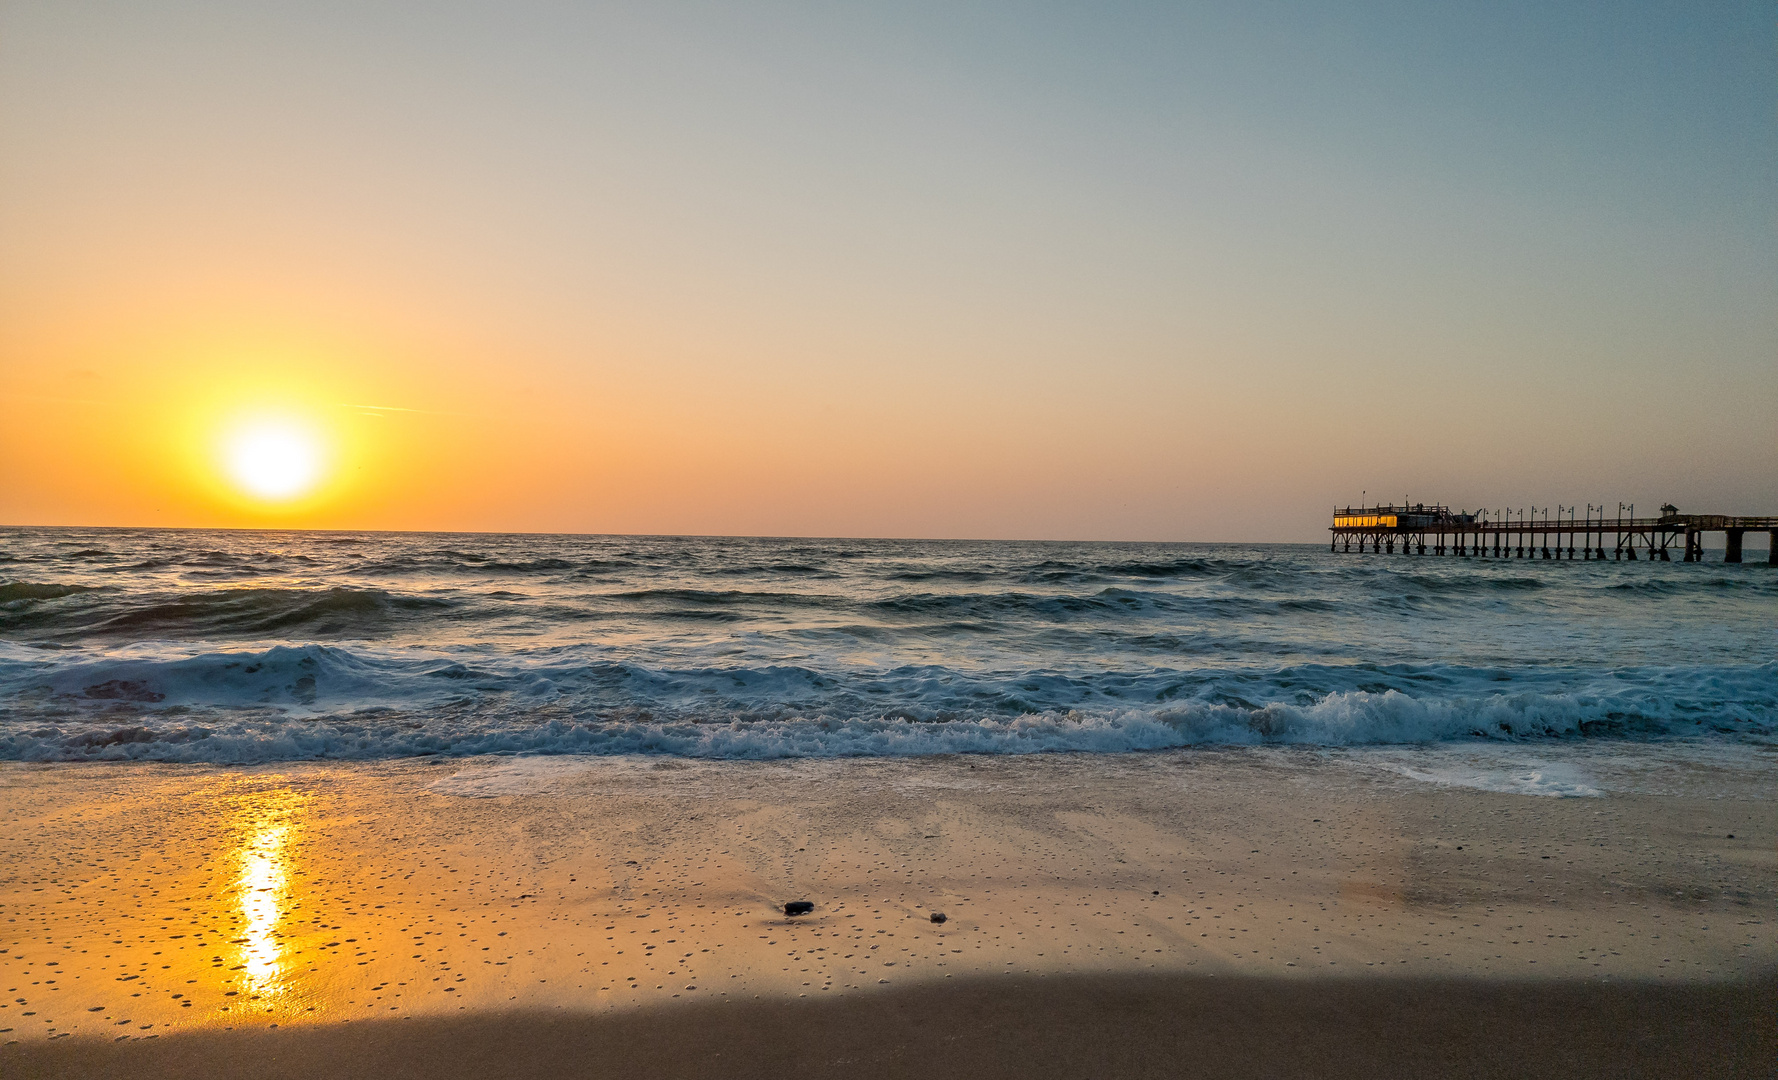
[228,788,306,999]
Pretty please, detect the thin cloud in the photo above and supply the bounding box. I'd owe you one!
[0,391,115,407]
[340,403,470,418]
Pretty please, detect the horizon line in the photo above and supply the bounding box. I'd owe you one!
[0,522,1326,545]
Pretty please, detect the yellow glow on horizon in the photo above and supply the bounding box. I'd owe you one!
[166,340,371,519]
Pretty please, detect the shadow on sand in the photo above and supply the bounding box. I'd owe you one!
[6,971,1774,1080]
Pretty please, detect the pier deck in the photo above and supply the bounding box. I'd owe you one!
[1330,504,1778,563]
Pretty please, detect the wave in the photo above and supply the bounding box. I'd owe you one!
[707,562,837,578]
[1394,574,1547,593]
[538,587,1350,622]
[0,587,453,639]
[4,684,1769,763]
[88,551,323,573]
[1607,576,1778,596]
[864,590,1338,620]
[1014,557,1222,584]
[608,587,820,605]
[0,644,1770,762]
[1097,559,1218,578]
[479,558,577,572]
[885,569,998,583]
[0,582,101,603]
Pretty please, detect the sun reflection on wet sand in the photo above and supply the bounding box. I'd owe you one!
[230,790,305,1002]
[239,822,289,990]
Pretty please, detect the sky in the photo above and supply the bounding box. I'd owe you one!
[1,0,1773,541]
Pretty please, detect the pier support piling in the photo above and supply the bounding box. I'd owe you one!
[1725,529,1744,564]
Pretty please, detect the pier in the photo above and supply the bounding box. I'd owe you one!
[1330,503,1778,563]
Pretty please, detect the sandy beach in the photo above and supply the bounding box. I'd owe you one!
[3,743,1773,1078]
[7,0,1775,1074]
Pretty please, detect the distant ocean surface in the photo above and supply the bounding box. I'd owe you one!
[1,528,1773,763]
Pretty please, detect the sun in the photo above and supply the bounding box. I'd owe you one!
[223,419,324,501]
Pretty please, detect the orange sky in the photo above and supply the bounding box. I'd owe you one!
[2,3,1773,540]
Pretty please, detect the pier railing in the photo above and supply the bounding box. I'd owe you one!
[1329,506,1778,563]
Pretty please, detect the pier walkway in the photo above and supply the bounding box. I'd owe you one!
[1330,504,1778,563]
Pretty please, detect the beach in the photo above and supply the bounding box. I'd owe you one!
[4,743,1773,1077]
[7,0,1776,1071]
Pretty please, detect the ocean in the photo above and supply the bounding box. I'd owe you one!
[1,527,1773,764]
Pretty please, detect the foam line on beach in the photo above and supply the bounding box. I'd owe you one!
[1388,762,1603,797]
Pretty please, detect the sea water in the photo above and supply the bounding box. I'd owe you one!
[1,528,1772,763]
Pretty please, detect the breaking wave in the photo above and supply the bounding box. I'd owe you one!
[0,640,1770,762]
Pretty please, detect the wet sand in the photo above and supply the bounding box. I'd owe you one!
[1,744,1773,1077]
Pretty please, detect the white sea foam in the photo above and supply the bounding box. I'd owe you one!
[1389,762,1603,797]
[428,758,593,797]
[0,677,1771,763]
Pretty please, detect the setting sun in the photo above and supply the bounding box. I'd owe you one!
[223,419,324,501]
